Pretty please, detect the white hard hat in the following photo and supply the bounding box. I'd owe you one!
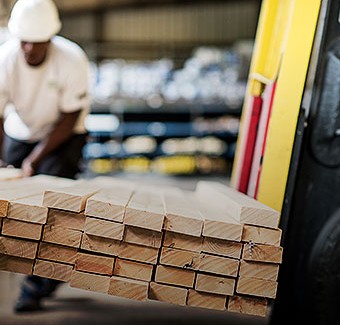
[8,0,62,42]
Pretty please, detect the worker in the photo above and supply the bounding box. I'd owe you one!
[0,0,90,312]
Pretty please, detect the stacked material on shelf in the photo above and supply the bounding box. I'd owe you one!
[0,174,282,318]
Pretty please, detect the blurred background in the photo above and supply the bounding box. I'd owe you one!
[0,0,260,181]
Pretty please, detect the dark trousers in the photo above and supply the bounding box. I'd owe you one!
[4,133,87,303]
[2,133,87,179]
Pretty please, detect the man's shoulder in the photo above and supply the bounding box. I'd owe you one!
[51,36,88,63]
[0,39,20,63]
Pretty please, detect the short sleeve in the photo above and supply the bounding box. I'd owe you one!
[0,53,9,118]
[59,54,90,113]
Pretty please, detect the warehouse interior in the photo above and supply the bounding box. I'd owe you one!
[0,0,339,324]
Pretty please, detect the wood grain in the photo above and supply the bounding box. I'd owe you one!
[113,258,153,282]
[75,252,114,275]
[155,265,195,288]
[0,236,38,259]
[81,234,121,257]
[187,289,227,310]
[149,282,188,306]
[42,225,83,248]
[33,259,73,282]
[242,243,283,264]
[236,277,278,298]
[2,219,42,240]
[239,260,279,281]
[85,217,124,240]
[202,237,243,259]
[47,209,86,231]
[70,270,110,293]
[0,255,34,275]
[38,242,78,265]
[163,231,202,252]
[195,273,235,296]
[123,226,162,248]
[228,295,268,317]
[108,276,149,301]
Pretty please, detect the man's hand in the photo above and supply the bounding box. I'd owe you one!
[21,158,35,177]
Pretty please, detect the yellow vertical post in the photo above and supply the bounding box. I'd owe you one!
[256,0,321,211]
[231,0,295,189]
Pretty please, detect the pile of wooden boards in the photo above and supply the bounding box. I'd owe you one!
[0,172,283,318]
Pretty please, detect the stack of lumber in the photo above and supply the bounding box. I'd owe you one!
[0,173,282,318]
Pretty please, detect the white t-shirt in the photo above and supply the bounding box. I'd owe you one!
[0,36,90,142]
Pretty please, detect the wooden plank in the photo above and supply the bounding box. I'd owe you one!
[239,260,279,281]
[0,255,34,275]
[160,247,199,270]
[0,167,22,180]
[113,258,153,282]
[85,186,134,223]
[80,234,121,257]
[33,259,73,282]
[202,237,243,259]
[119,242,159,265]
[162,190,203,237]
[108,276,149,301]
[202,220,243,242]
[195,181,280,228]
[124,226,162,248]
[187,289,227,311]
[194,195,243,242]
[0,236,37,259]
[42,181,102,212]
[242,225,282,246]
[195,273,235,296]
[85,217,124,241]
[198,254,239,277]
[7,195,48,224]
[236,277,278,298]
[155,265,195,288]
[2,219,42,240]
[42,225,83,248]
[75,252,114,276]
[0,175,75,217]
[70,270,110,293]
[163,231,202,252]
[149,282,188,306]
[47,209,86,231]
[124,188,165,232]
[228,295,268,317]
[242,243,283,264]
[38,242,77,265]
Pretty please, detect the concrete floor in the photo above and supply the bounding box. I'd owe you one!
[0,272,270,325]
[0,173,270,325]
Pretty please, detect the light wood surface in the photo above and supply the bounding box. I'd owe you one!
[228,295,268,317]
[123,226,162,248]
[196,181,280,228]
[75,252,115,276]
[202,237,243,259]
[108,276,149,301]
[0,236,38,259]
[70,270,111,293]
[33,259,73,282]
[125,188,165,232]
[195,273,235,296]
[85,217,124,240]
[113,258,153,282]
[187,289,227,310]
[149,282,188,306]
[37,242,77,265]
[2,219,42,240]
[47,209,86,231]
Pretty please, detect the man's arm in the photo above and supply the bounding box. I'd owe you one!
[21,110,82,176]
